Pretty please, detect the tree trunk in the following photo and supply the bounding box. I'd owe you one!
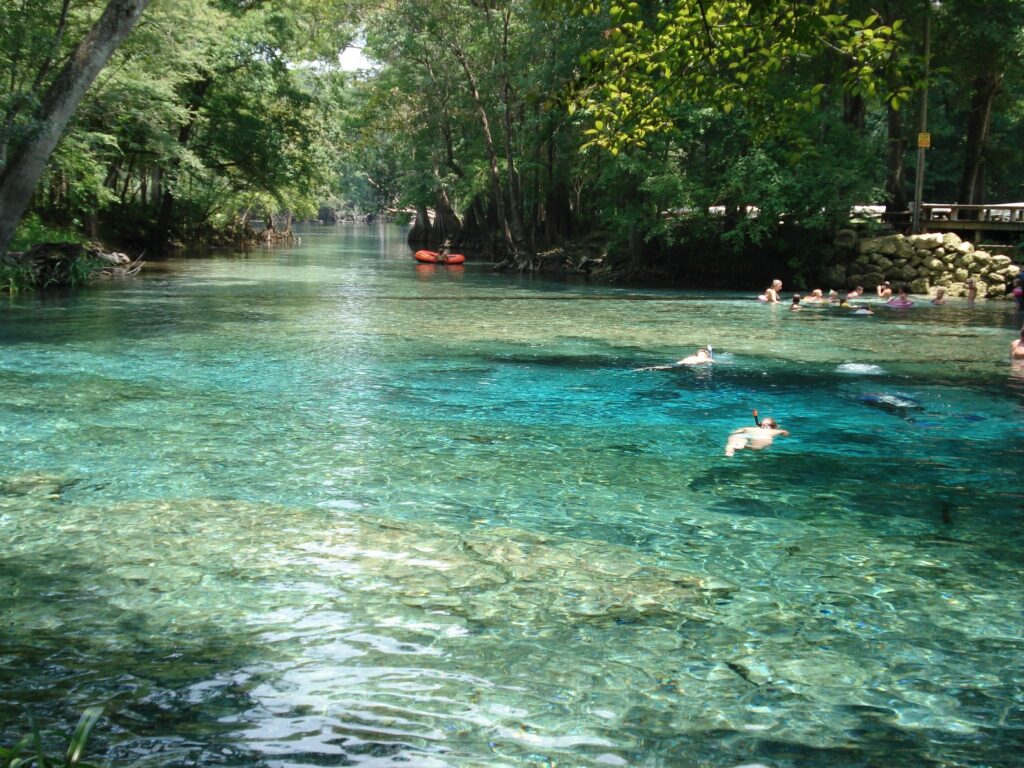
[843,93,866,131]
[450,44,521,264]
[153,78,211,248]
[497,8,532,267]
[407,204,431,248]
[430,187,462,246]
[957,71,1003,205]
[885,103,907,217]
[0,0,152,260]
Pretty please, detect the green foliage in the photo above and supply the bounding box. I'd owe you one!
[2,0,359,248]
[7,214,84,252]
[572,0,910,153]
[0,707,104,767]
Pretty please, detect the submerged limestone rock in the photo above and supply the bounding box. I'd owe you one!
[1,489,731,633]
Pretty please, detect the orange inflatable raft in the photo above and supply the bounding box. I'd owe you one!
[414,249,465,265]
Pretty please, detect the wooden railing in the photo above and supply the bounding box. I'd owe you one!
[917,203,1024,231]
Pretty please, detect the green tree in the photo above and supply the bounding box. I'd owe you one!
[0,0,152,259]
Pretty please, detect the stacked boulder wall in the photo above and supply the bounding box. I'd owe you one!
[838,231,1020,298]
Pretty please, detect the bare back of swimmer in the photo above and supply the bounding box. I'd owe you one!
[725,411,789,457]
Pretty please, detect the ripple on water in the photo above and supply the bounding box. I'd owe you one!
[2,473,1023,767]
[1,232,1023,767]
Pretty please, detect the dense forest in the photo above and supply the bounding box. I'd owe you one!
[2,0,1023,288]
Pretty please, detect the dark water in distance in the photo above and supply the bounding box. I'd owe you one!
[1,224,1022,767]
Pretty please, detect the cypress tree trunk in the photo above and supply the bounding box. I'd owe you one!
[0,0,152,260]
[407,205,431,248]
[957,71,1003,205]
[885,103,907,216]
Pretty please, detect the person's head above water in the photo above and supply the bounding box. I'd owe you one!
[760,416,779,429]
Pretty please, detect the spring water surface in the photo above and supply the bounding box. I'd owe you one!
[1,224,1022,767]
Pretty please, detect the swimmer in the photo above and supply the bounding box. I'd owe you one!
[724,410,789,457]
[1011,278,1023,310]
[827,289,840,303]
[790,294,802,311]
[677,346,714,365]
[847,285,864,300]
[931,287,947,305]
[966,278,977,303]
[759,279,783,303]
[887,287,913,306]
[634,346,714,370]
[876,281,893,299]
[1012,326,1024,360]
[804,289,824,303]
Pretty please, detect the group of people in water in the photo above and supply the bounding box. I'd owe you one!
[765,276,1024,360]
[759,277,960,313]
[641,275,1024,457]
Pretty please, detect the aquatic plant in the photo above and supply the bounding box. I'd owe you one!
[0,707,104,768]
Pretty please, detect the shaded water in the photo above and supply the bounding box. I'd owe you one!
[1,224,1023,767]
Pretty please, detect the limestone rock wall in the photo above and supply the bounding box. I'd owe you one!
[832,231,1020,298]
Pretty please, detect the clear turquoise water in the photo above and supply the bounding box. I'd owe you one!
[1,224,1023,767]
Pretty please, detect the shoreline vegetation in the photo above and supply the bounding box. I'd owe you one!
[5,3,1024,295]
[0,242,142,294]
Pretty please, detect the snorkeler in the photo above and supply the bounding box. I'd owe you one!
[724,410,790,457]
[634,346,714,370]
[677,346,714,365]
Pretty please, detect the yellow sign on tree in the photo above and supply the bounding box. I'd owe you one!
[918,132,931,149]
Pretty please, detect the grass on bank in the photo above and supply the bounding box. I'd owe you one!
[2,215,97,294]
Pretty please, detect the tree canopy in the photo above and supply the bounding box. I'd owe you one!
[3,0,1024,284]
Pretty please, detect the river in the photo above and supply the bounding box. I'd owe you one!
[1,224,1022,766]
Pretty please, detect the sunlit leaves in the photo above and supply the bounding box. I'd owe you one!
[569,1,911,153]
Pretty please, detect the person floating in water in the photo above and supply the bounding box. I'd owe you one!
[876,281,893,299]
[677,346,714,365]
[725,410,789,457]
[635,346,714,370]
[1011,326,1024,361]
[790,294,802,311]
[887,287,913,307]
[847,285,865,300]
[931,287,947,305]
